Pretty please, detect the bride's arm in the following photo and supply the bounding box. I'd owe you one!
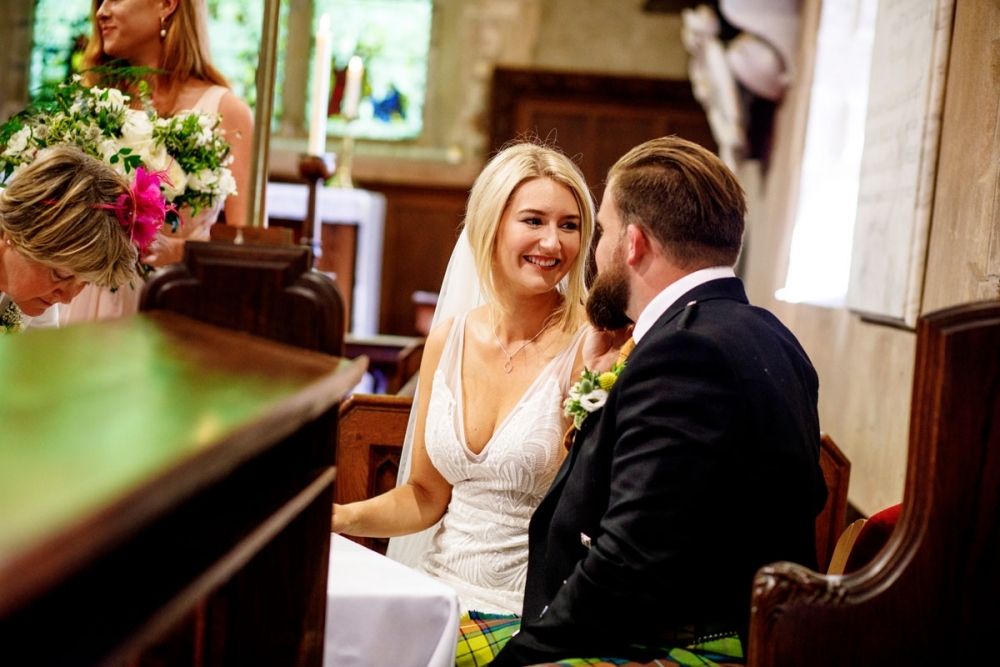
[332,319,455,537]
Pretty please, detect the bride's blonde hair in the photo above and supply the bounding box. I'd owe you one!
[464,141,594,333]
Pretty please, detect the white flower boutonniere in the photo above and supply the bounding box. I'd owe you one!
[563,361,625,429]
[1,301,25,335]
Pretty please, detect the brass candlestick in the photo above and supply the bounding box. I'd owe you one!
[330,117,356,189]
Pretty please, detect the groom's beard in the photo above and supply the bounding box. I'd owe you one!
[586,251,632,331]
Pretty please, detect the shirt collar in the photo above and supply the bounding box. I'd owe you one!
[632,266,736,343]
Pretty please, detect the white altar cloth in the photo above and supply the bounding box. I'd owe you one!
[325,534,460,667]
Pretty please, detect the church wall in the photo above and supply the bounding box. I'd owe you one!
[740,0,1000,516]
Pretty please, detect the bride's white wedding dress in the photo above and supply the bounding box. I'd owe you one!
[417,312,586,615]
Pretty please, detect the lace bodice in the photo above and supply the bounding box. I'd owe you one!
[417,313,586,614]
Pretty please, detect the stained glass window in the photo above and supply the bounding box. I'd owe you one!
[311,0,432,140]
[28,0,431,140]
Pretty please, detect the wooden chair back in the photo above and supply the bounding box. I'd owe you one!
[747,301,1000,666]
[336,394,412,554]
[816,433,851,573]
[140,241,345,355]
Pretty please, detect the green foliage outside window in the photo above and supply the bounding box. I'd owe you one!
[29,0,431,141]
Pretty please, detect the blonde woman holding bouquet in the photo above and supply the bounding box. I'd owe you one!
[1,145,168,333]
[62,0,254,324]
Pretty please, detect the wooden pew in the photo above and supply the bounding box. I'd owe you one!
[747,301,1000,665]
[140,240,346,356]
[0,313,366,666]
[335,395,412,555]
[345,334,424,395]
[815,434,850,573]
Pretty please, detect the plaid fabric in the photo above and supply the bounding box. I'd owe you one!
[455,614,743,667]
[456,612,522,667]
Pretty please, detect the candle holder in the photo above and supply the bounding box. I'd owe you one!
[298,152,336,259]
[330,118,356,189]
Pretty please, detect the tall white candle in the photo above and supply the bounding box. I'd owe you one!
[341,56,364,120]
[307,13,332,156]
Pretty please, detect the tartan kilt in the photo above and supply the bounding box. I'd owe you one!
[455,612,744,667]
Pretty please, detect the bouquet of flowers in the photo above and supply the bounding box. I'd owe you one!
[0,71,236,231]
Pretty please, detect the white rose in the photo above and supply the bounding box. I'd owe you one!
[121,110,154,143]
[216,169,237,198]
[99,138,120,163]
[161,160,188,201]
[187,168,219,193]
[144,143,171,172]
[119,110,159,166]
[102,87,128,112]
[4,126,31,155]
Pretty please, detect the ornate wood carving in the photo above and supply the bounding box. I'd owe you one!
[747,301,1000,665]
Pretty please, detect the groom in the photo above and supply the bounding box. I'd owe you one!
[490,137,828,665]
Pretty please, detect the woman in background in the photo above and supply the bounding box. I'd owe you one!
[334,142,595,616]
[1,145,159,332]
[63,0,254,323]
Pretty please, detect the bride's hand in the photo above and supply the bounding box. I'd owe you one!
[583,325,633,372]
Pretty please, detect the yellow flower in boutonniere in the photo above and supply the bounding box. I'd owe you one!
[563,360,626,429]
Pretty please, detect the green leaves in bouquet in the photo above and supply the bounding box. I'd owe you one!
[109,147,143,174]
[1,63,237,215]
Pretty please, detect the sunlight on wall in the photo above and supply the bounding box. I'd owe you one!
[776,0,877,306]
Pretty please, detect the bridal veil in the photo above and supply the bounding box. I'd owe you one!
[384,226,483,566]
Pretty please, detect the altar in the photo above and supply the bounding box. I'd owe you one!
[266,182,386,336]
[326,534,460,667]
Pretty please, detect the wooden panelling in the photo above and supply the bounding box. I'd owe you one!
[490,67,716,202]
[357,183,469,336]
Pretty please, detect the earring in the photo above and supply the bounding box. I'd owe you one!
[160,17,167,39]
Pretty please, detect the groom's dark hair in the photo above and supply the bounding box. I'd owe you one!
[606,136,746,269]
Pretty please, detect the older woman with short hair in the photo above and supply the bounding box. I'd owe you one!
[1,145,160,332]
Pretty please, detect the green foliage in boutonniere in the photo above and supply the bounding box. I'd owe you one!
[1,301,25,335]
[563,361,625,429]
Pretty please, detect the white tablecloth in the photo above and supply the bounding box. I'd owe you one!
[266,183,386,336]
[326,534,460,667]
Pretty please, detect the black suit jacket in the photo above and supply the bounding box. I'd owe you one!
[492,278,827,666]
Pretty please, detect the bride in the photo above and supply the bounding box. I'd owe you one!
[333,142,594,615]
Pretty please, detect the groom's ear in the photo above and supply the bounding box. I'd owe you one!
[625,224,651,266]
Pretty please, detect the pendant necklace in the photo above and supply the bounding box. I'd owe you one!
[491,306,553,373]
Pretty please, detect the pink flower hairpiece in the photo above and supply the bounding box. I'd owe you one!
[43,167,175,254]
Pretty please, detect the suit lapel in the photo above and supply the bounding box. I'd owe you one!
[542,279,748,503]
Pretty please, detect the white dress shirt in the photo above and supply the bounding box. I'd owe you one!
[632,266,736,343]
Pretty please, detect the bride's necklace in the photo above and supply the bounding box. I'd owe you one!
[490,307,554,374]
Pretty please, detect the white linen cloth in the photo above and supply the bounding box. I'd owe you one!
[326,534,460,667]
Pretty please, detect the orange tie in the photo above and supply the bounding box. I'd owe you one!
[563,338,636,450]
[616,337,636,366]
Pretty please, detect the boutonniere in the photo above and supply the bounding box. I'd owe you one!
[563,361,625,429]
[1,301,25,335]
